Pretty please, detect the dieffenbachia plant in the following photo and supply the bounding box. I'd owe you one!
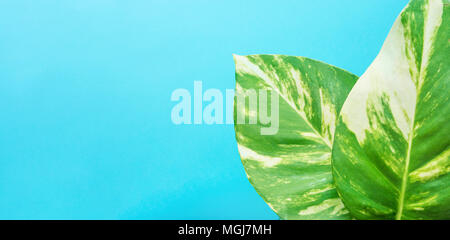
[233,55,358,219]
[233,0,449,220]
[332,0,449,220]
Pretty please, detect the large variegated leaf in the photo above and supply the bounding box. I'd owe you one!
[234,54,358,219]
[332,0,449,220]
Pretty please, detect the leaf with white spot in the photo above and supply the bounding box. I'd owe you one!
[332,0,450,220]
[234,54,358,219]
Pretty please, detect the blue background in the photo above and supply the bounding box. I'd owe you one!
[0,0,409,219]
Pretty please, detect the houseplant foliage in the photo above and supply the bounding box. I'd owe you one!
[233,55,358,219]
[234,0,449,220]
[332,0,449,220]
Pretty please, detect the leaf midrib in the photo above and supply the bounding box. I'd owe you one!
[264,81,332,149]
[395,2,439,218]
[395,114,415,220]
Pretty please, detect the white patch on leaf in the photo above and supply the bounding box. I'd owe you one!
[409,148,450,183]
[319,88,336,144]
[238,144,282,168]
[419,0,443,89]
[341,14,416,142]
[298,198,348,216]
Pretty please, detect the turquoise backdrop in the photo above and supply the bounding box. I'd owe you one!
[0,0,408,219]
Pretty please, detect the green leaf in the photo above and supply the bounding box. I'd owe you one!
[233,54,358,219]
[332,0,450,220]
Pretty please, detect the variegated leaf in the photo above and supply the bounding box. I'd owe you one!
[332,0,450,220]
[234,54,358,219]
